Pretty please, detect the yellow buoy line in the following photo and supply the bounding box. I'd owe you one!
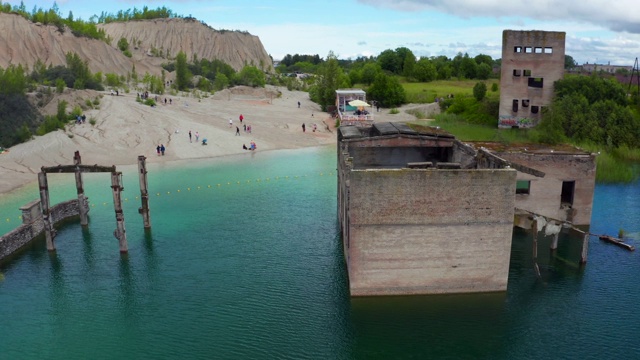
[3,171,335,221]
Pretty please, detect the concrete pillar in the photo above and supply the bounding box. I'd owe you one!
[38,171,56,251]
[111,171,128,253]
[532,219,540,277]
[137,155,151,229]
[74,151,89,226]
[550,232,559,250]
[580,233,589,264]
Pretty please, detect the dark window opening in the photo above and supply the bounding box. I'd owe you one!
[534,47,543,54]
[523,69,532,77]
[531,105,539,114]
[528,77,543,88]
[561,181,575,206]
[514,46,522,53]
[522,99,530,107]
[516,180,531,195]
[525,47,533,53]
[512,99,519,112]
[513,69,522,76]
[544,47,553,54]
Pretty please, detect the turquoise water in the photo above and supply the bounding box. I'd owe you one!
[1,146,639,359]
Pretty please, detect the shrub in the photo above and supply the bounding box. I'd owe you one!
[56,78,65,94]
[491,83,498,92]
[144,98,157,107]
[89,117,96,126]
[389,108,400,114]
[473,82,487,101]
[85,99,93,108]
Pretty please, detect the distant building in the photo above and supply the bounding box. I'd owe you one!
[499,30,566,128]
[581,62,632,74]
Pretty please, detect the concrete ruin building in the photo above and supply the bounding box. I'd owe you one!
[499,30,566,128]
[337,122,596,296]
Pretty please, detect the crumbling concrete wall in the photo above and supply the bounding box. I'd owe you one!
[497,152,596,226]
[499,30,565,128]
[0,199,80,260]
[342,168,516,296]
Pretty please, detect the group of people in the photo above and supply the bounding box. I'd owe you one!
[75,114,86,124]
[156,144,166,156]
[188,130,200,143]
[243,141,257,151]
[301,123,318,133]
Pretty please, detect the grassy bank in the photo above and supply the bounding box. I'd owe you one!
[412,114,640,184]
[402,79,500,103]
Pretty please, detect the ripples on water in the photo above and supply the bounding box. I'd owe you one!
[1,147,639,359]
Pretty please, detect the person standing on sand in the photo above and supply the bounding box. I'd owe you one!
[236,126,240,136]
[195,132,199,142]
[189,130,192,143]
[239,114,244,123]
[298,101,300,108]
[156,145,161,156]
[160,144,165,156]
[302,123,306,132]
[229,118,233,128]
[243,124,247,132]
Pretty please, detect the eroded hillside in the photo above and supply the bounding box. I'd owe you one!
[0,13,273,76]
[99,18,273,72]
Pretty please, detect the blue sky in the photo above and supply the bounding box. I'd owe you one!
[6,0,640,65]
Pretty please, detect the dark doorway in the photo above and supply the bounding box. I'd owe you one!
[561,181,575,206]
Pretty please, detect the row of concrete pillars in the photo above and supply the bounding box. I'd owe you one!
[38,152,151,254]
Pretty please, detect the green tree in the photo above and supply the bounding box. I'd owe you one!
[56,100,68,122]
[473,82,487,101]
[175,51,190,90]
[55,78,65,93]
[368,73,406,107]
[564,55,577,70]
[476,63,492,80]
[377,49,400,74]
[213,72,229,91]
[117,37,129,52]
[413,58,437,82]
[361,62,381,85]
[395,47,415,76]
[0,64,27,95]
[309,51,348,111]
[236,66,266,87]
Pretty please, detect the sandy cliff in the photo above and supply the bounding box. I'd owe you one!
[0,13,273,76]
[99,18,273,72]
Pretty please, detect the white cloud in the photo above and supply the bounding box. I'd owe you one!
[358,0,640,34]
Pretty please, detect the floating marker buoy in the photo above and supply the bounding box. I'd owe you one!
[5,218,9,222]
[125,198,128,201]
[187,188,191,191]
[0,273,4,281]
[177,190,181,192]
[157,193,160,196]
[167,191,171,194]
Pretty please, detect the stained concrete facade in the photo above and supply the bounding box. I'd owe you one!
[338,123,517,296]
[494,149,597,227]
[499,30,565,128]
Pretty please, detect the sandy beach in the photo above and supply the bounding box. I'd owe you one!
[0,86,422,196]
